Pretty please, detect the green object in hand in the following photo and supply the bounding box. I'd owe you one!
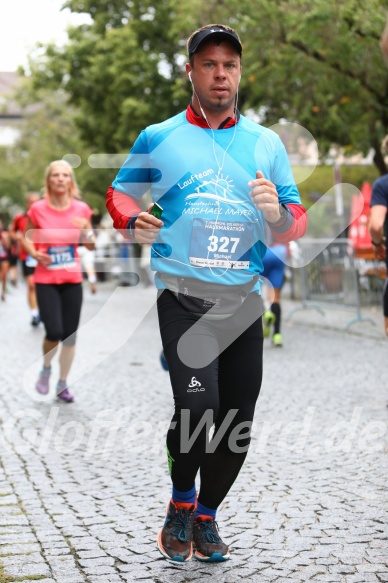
[149,203,163,219]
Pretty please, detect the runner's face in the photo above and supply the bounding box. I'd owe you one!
[48,164,72,196]
[188,41,241,115]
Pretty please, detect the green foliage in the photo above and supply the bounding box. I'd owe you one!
[0,83,116,213]
[26,0,388,174]
[295,163,379,237]
[297,164,379,204]
[1,0,387,217]
[29,0,190,152]
[248,0,385,172]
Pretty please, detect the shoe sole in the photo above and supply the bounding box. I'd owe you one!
[56,394,74,403]
[157,529,192,562]
[194,550,230,562]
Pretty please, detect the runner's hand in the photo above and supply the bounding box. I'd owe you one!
[134,204,164,244]
[374,241,386,261]
[249,171,281,223]
[35,250,52,267]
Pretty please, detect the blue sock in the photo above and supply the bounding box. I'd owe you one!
[195,501,217,520]
[172,485,196,504]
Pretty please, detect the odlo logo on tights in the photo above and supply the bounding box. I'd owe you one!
[187,376,205,392]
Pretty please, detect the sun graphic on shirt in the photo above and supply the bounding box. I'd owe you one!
[213,174,234,198]
[189,172,243,203]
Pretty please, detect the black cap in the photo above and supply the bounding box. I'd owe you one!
[188,26,242,56]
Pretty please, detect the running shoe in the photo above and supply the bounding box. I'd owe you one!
[31,315,40,327]
[160,351,169,371]
[262,310,276,338]
[56,381,74,403]
[193,516,230,562]
[272,333,283,347]
[35,367,51,395]
[157,499,196,562]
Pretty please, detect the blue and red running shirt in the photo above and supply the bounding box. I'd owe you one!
[106,105,307,291]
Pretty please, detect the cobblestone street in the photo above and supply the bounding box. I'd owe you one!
[0,279,387,583]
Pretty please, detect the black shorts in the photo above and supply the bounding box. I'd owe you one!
[22,260,35,277]
[8,253,18,267]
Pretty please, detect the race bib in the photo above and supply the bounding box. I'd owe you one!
[189,218,254,269]
[47,245,76,270]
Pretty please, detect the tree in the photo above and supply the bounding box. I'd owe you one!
[0,84,113,214]
[22,0,388,175]
[169,0,388,174]
[28,0,189,153]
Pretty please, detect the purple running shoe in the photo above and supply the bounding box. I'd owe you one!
[35,367,51,394]
[56,380,74,403]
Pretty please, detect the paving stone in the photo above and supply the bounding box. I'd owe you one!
[76,549,108,559]
[0,282,387,582]
[345,575,380,582]
[0,533,37,545]
[0,495,19,506]
[3,560,51,578]
[89,577,124,582]
[83,565,118,576]
[15,580,56,583]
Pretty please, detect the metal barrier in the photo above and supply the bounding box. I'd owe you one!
[94,241,139,285]
[355,258,386,307]
[287,238,376,329]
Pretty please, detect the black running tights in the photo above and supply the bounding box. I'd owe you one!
[157,289,263,510]
[36,283,83,346]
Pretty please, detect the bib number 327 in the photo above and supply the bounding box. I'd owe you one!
[207,236,240,254]
[189,218,254,269]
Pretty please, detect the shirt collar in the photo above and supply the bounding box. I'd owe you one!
[186,103,240,129]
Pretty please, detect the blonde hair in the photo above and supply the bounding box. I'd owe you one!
[44,160,79,198]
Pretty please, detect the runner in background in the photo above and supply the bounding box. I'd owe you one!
[22,160,95,402]
[10,192,40,326]
[74,198,98,294]
[0,218,10,301]
[77,243,97,293]
[369,135,388,337]
[7,226,19,287]
[368,22,388,336]
[261,236,288,347]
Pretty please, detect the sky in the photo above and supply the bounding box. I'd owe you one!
[0,0,92,71]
